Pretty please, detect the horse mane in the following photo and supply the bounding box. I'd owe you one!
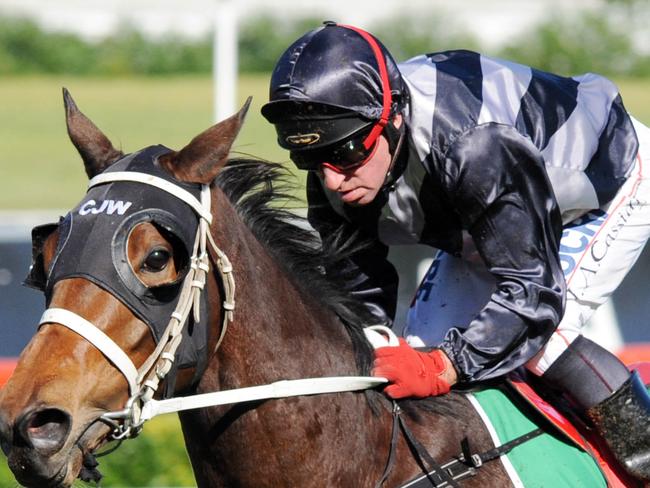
[214,157,376,374]
[213,157,469,417]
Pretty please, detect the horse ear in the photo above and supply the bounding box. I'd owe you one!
[160,97,252,184]
[63,88,124,179]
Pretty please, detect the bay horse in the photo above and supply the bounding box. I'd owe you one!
[0,90,514,488]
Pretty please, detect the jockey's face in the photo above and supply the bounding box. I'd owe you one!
[320,114,401,206]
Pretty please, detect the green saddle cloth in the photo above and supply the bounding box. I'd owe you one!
[469,387,606,487]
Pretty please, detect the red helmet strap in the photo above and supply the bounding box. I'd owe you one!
[338,23,392,150]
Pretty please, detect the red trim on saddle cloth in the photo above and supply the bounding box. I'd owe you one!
[618,346,650,367]
[628,361,650,381]
[0,358,16,388]
[507,367,650,488]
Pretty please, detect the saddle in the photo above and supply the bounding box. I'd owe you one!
[506,363,650,487]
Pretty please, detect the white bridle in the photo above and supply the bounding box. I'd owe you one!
[38,171,392,440]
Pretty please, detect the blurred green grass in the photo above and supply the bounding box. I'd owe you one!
[0,74,295,210]
[2,75,649,210]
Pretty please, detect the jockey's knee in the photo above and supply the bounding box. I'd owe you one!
[534,334,629,409]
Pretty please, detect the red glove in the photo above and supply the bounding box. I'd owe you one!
[372,338,451,399]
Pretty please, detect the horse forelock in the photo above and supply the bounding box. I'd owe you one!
[214,157,376,375]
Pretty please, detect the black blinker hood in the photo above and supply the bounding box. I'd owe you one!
[27,145,210,381]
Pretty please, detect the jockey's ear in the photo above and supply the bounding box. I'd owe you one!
[159,97,251,185]
[63,88,124,179]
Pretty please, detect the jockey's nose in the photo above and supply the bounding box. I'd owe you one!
[321,166,348,191]
[15,407,71,456]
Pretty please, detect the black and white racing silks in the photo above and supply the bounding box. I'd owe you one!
[306,50,640,382]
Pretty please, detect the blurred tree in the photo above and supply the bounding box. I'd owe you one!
[498,11,642,77]
[0,9,648,78]
[0,17,96,74]
[238,16,323,72]
[96,26,211,75]
[605,0,641,5]
[372,15,479,61]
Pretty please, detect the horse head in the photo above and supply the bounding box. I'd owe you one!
[0,89,250,487]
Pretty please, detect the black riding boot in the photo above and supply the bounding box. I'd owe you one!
[586,372,650,481]
[542,335,650,481]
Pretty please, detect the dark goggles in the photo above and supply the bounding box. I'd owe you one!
[289,125,381,172]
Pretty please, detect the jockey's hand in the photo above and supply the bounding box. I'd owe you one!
[372,338,456,399]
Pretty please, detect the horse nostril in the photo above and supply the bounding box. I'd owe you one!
[16,408,71,455]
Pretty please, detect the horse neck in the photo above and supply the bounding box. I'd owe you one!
[179,189,391,487]
[208,188,363,389]
[182,192,507,488]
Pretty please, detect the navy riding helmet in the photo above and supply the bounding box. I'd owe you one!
[261,22,408,169]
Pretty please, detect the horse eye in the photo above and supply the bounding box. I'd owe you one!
[143,248,171,272]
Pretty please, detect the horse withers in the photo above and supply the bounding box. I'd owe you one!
[0,90,526,487]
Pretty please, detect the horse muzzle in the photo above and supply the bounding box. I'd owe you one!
[0,406,86,488]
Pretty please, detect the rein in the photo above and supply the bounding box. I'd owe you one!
[136,326,400,420]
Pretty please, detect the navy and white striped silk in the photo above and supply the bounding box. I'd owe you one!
[401,50,638,222]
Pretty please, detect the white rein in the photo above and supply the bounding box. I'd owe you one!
[38,172,393,440]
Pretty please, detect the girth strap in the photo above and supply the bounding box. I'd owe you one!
[375,402,460,488]
[396,404,460,488]
[375,403,401,488]
[395,426,545,488]
[457,427,544,470]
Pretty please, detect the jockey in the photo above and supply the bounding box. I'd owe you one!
[261,21,650,481]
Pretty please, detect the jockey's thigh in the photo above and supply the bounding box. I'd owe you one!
[527,116,650,375]
[404,250,496,347]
